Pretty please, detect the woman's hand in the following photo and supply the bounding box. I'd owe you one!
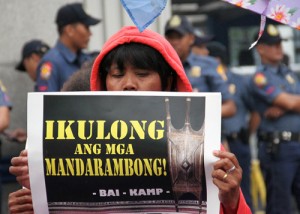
[8,188,34,214]
[212,150,242,213]
[9,149,30,189]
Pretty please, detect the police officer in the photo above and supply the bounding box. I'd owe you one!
[5,40,51,144]
[36,3,100,92]
[192,29,214,56]
[16,40,50,83]
[164,15,236,118]
[250,24,300,214]
[207,41,254,211]
[0,79,12,212]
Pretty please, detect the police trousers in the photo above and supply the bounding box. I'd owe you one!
[259,140,300,214]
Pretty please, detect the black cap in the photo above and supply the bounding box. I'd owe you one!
[207,42,228,65]
[165,15,194,36]
[55,3,101,28]
[256,24,284,45]
[16,40,50,72]
[194,29,214,46]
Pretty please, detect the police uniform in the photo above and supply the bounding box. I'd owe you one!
[35,41,91,92]
[222,71,254,209]
[250,25,300,214]
[35,3,100,92]
[184,52,233,101]
[206,41,254,210]
[164,15,233,100]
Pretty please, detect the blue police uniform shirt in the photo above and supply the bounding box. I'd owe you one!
[222,70,255,134]
[183,53,232,101]
[249,64,300,132]
[35,41,91,92]
[0,80,12,108]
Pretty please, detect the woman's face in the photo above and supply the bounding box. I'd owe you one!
[106,64,162,91]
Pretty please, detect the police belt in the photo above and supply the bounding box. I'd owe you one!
[225,128,248,143]
[258,131,300,143]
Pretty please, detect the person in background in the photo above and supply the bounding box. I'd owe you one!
[9,26,250,214]
[191,29,214,56]
[4,40,51,144]
[0,80,12,212]
[16,40,50,83]
[250,24,300,214]
[9,40,97,143]
[164,15,236,118]
[36,2,100,92]
[207,41,255,211]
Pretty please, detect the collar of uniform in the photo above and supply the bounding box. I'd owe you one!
[263,64,278,74]
[278,63,290,74]
[56,40,79,64]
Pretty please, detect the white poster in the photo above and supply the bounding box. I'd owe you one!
[27,91,221,214]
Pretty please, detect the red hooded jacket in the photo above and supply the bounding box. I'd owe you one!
[90,26,192,92]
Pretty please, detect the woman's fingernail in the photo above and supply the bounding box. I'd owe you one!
[213,150,219,156]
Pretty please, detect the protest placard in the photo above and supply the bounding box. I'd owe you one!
[27,91,221,213]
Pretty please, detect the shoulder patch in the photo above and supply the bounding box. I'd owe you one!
[169,15,181,27]
[217,65,228,81]
[254,72,267,87]
[286,74,295,84]
[190,66,201,77]
[229,84,236,94]
[40,62,52,80]
[267,24,279,36]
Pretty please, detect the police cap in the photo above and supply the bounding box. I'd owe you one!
[55,3,101,28]
[16,40,50,72]
[194,29,214,46]
[165,15,194,36]
[256,24,284,45]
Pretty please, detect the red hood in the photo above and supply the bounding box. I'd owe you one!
[90,26,192,92]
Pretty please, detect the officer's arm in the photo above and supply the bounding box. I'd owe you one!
[264,106,286,119]
[221,100,236,118]
[272,92,300,113]
[205,61,236,118]
[0,106,10,132]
